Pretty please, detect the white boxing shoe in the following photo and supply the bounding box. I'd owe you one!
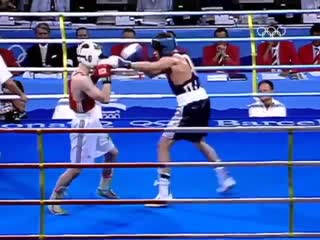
[217,176,236,193]
[144,193,173,208]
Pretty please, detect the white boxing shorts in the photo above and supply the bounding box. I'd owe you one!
[70,113,115,163]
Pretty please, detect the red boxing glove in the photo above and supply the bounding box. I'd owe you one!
[96,64,112,78]
[96,59,113,84]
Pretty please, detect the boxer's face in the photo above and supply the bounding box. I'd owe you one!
[153,50,160,60]
[258,83,273,103]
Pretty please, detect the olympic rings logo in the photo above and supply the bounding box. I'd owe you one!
[130,120,170,127]
[7,44,27,64]
[256,26,286,38]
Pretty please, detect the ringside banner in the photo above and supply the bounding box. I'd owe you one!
[2,118,320,129]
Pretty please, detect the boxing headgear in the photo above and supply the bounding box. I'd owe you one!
[77,41,103,68]
[151,38,177,57]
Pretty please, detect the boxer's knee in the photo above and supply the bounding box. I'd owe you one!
[109,147,119,159]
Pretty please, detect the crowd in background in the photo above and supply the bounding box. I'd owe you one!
[0,0,317,25]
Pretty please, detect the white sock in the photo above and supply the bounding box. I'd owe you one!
[157,171,170,197]
[158,177,170,197]
[215,167,227,184]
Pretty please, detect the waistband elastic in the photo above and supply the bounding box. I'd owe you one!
[176,87,208,107]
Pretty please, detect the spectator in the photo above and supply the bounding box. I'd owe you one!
[257,24,299,75]
[137,0,172,11]
[30,0,70,21]
[202,28,240,70]
[30,0,70,12]
[298,23,320,72]
[67,27,90,67]
[248,80,286,118]
[111,28,149,61]
[0,0,16,11]
[24,23,63,68]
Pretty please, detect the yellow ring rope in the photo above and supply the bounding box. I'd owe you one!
[248,15,258,93]
[59,15,69,95]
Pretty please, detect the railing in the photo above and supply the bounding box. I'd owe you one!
[1,125,320,238]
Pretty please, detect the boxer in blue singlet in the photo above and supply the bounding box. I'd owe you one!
[109,32,236,207]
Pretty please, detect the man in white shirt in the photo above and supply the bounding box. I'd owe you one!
[0,55,28,121]
[248,80,287,118]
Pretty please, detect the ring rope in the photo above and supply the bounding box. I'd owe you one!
[1,232,320,239]
[1,92,320,100]
[0,161,320,169]
[0,126,320,133]
[1,197,320,205]
[58,15,69,95]
[248,15,258,93]
[2,9,320,16]
[4,36,320,44]
[7,63,320,71]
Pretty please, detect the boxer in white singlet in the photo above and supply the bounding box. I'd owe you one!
[48,41,119,215]
[108,32,236,207]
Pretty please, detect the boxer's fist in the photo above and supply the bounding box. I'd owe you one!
[96,59,113,78]
[121,43,143,61]
[107,56,132,69]
[95,58,115,84]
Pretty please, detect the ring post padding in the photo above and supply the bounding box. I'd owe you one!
[248,15,258,93]
[59,15,69,95]
[37,131,46,240]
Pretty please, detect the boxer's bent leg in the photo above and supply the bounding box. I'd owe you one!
[188,99,236,192]
[94,120,119,198]
[49,118,97,215]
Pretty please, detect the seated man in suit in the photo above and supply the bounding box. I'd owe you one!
[111,28,149,61]
[202,27,240,71]
[67,27,90,67]
[298,23,320,72]
[257,24,299,75]
[24,23,63,68]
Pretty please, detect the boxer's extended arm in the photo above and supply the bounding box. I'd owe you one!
[130,57,177,73]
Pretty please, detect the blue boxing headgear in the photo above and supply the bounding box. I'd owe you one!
[152,37,177,57]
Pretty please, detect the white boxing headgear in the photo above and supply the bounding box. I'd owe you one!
[77,41,103,68]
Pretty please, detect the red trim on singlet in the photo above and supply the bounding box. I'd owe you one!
[69,71,95,113]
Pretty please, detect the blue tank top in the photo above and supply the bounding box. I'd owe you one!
[166,54,201,96]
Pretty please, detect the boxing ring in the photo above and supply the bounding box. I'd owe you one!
[1,9,320,240]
